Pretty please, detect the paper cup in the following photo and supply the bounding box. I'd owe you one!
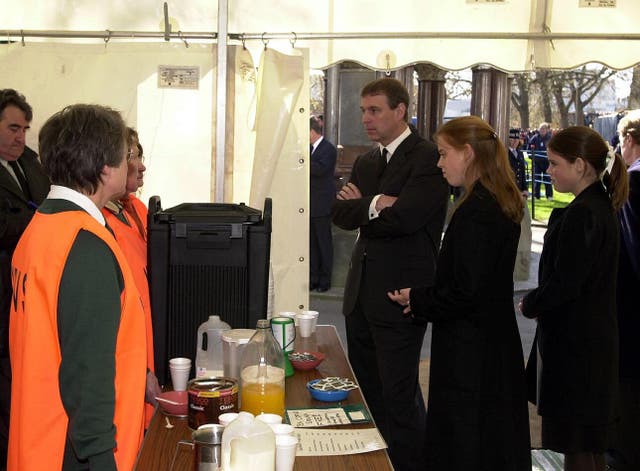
[296,314,314,338]
[169,357,191,391]
[270,423,294,436]
[279,311,298,326]
[256,413,283,425]
[217,412,239,426]
[275,434,298,471]
[300,310,319,333]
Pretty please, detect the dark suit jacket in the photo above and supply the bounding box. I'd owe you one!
[332,131,448,317]
[523,182,619,425]
[507,146,527,192]
[310,137,337,218]
[617,159,640,379]
[409,182,530,469]
[0,146,50,356]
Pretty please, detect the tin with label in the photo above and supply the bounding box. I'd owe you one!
[187,377,238,429]
[270,316,296,353]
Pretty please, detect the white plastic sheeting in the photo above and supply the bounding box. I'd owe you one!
[3,0,640,71]
[249,48,310,313]
[0,42,216,207]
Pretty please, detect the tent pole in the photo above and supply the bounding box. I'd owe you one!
[5,30,640,42]
[215,0,228,202]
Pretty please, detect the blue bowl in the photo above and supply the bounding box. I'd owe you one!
[306,379,350,402]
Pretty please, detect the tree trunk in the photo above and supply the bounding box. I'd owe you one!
[513,74,531,129]
[537,71,554,124]
[629,65,640,109]
[552,76,570,128]
[575,92,584,126]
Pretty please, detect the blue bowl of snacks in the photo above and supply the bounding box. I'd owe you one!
[306,377,358,402]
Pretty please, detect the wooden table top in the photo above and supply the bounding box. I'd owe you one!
[134,324,392,471]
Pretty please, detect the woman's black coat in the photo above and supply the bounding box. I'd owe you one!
[410,182,531,470]
[522,182,619,425]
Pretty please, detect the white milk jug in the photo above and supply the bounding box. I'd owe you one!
[195,315,231,377]
[221,411,276,471]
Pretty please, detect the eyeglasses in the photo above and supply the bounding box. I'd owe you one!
[126,148,145,163]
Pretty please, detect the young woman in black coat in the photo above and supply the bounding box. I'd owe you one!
[388,116,531,470]
[520,126,628,471]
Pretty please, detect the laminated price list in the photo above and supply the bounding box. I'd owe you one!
[292,428,387,456]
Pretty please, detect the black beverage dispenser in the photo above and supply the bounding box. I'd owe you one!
[147,197,272,385]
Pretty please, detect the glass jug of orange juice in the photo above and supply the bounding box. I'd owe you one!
[239,319,286,417]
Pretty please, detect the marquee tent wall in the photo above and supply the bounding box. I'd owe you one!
[2,0,640,313]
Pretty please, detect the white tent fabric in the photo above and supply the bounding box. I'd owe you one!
[2,0,640,315]
[249,48,309,314]
[0,42,216,207]
[3,0,640,71]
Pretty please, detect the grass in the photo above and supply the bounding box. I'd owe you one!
[524,156,573,223]
[527,189,573,223]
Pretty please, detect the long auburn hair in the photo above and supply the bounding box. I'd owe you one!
[435,116,524,224]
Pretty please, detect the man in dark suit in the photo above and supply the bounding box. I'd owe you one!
[332,78,448,471]
[309,116,337,292]
[0,89,50,469]
[610,112,640,471]
[529,122,553,199]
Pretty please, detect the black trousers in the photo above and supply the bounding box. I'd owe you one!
[533,156,553,198]
[608,379,640,470]
[0,358,9,471]
[309,216,333,289]
[345,298,427,471]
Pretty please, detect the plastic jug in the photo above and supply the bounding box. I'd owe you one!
[222,329,255,382]
[196,315,231,377]
[221,411,276,471]
[239,319,286,417]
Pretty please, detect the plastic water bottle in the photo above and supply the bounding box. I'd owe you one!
[196,315,231,377]
[239,319,286,417]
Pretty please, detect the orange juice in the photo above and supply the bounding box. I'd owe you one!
[240,365,285,417]
[241,382,285,417]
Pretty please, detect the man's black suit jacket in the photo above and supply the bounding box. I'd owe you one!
[332,131,449,316]
[0,146,50,356]
[310,137,337,218]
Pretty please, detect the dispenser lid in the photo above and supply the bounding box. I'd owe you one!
[222,329,256,344]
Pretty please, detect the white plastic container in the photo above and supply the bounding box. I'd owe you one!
[196,315,231,378]
[222,329,255,382]
[221,411,276,471]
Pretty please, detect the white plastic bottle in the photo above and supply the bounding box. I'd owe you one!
[195,315,231,377]
[221,411,275,471]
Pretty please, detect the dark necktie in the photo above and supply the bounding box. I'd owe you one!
[379,147,389,175]
[8,160,32,201]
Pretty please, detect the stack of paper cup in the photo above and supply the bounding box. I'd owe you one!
[296,314,315,338]
[278,311,298,326]
[169,357,192,391]
[218,412,239,427]
[256,413,283,425]
[300,310,319,333]
[275,434,299,471]
[270,423,294,437]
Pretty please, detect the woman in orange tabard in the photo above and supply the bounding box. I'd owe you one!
[101,129,159,428]
[9,105,146,470]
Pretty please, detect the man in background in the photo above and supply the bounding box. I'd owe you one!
[332,78,448,471]
[508,128,532,281]
[529,122,553,200]
[309,116,337,292]
[0,89,49,470]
